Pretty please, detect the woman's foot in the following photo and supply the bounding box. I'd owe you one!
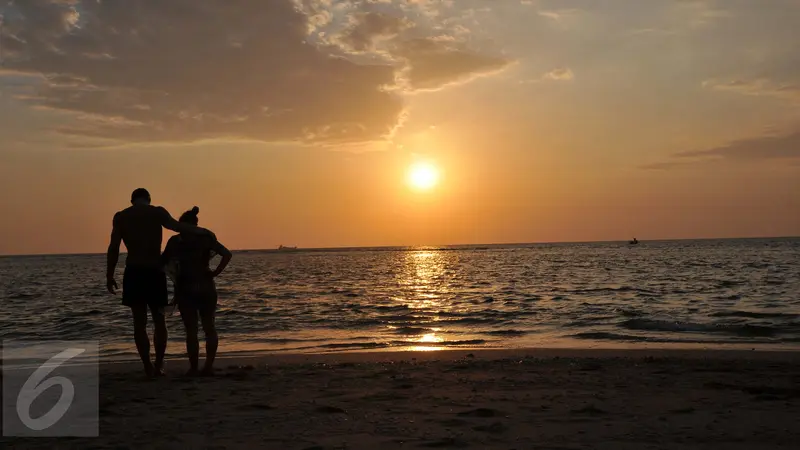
[143,362,156,379]
[199,366,215,377]
[184,368,200,377]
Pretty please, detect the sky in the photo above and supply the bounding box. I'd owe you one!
[1,0,799,255]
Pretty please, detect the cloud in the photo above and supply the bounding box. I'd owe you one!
[520,67,574,84]
[394,38,513,91]
[0,0,511,146]
[640,161,695,171]
[642,127,800,170]
[676,130,800,161]
[703,78,800,104]
[319,6,513,92]
[336,11,414,53]
[537,9,580,21]
[542,67,574,81]
[675,0,733,27]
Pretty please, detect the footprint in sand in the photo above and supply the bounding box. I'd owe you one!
[316,405,347,414]
[419,437,469,448]
[438,418,470,427]
[472,421,508,434]
[237,403,274,411]
[457,407,501,418]
[570,405,607,415]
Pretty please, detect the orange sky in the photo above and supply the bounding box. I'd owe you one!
[1,1,799,255]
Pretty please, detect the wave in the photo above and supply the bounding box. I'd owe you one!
[374,305,412,312]
[710,310,799,320]
[619,318,782,337]
[315,339,488,350]
[716,279,746,288]
[571,332,652,342]
[391,339,487,347]
[320,342,391,349]
[562,319,605,328]
[568,286,658,295]
[444,317,509,325]
[568,331,788,345]
[5,292,39,300]
[483,329,528,336]
[235,337,330,344]
[392,326,433,335]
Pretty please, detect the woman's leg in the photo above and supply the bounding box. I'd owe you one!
[151,307,167,376]
[198,305,218,375]
[180,302,200,375]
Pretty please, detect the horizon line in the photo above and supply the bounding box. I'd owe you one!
[1,235,797,258]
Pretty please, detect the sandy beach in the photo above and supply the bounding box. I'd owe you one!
[3,348,799,449]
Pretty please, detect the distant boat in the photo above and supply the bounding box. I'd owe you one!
[629,238,639,245]
[277,245,298,251]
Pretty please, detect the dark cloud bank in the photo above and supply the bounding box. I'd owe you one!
[677,130,800,160]
[643,129,800,170]
[0,0,511,146]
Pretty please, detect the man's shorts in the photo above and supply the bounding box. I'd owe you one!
[122,265,168,312]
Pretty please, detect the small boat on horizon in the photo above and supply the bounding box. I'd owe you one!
[277,245,298,251]
[629,238,639,245]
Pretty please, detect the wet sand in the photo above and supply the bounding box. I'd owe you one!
[4,348,800,449]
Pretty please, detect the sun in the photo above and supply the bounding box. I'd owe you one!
[407,162,439,190]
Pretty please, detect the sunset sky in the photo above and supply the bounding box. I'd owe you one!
[1,0,799,255]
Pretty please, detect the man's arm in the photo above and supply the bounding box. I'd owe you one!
[157,206,214,237]
[106,214,122,293]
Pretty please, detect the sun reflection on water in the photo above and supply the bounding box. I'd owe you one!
[408,333,446,351]
[394,250,454,351]
[418,332,443,343]
[398,250,449,309]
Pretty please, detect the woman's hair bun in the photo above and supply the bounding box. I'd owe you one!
[191,206,200,215]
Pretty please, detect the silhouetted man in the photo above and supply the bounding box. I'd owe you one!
[107,188,212,377]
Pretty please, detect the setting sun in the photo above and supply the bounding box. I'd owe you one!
[407,162,440,191]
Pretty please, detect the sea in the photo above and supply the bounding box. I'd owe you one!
[1,238,799,363]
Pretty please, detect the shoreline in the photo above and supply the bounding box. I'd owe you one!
[4,344,799,372]
[98,346,800,373]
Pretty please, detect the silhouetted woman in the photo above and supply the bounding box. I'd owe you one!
[161,206,232,376]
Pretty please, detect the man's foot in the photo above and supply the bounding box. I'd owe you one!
[184,368,200,378]
[199,366,215,377]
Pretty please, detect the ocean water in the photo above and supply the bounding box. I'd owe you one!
[1,238,799,361]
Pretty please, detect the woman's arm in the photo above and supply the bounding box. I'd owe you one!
[210,240,232,277]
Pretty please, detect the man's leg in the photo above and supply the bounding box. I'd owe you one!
[180,305,200,375]
[199,308,218,375]
[131,303,154,377]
